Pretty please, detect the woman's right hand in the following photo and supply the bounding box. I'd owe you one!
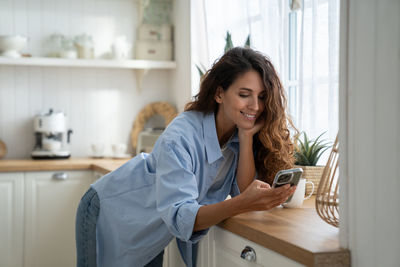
[193,179,296,232]
[237,180,296,213]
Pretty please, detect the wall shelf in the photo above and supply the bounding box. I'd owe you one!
[0,57,176,70]
[0,57,176,91]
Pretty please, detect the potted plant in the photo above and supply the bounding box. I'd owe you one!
[196,31,251,77]
[294,132,331,194]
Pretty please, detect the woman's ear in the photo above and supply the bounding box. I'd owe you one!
[214,86,224,104]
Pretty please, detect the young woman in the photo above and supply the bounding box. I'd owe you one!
[76,47,297,267]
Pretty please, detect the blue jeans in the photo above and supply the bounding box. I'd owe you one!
[75,187,164,267]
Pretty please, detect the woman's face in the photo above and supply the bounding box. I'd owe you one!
[215,70,266,132]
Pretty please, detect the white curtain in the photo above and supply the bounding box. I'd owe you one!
[191,0,289,97]
[191,0,340,157]
[297,0,340,145]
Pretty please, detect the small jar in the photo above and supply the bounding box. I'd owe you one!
[60,37,77,59]
[74,34,95,59]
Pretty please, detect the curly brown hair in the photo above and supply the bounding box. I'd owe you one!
[185,47,297,184]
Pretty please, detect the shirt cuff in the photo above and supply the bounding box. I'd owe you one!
[189,228,209,243]
[177,202,203,242]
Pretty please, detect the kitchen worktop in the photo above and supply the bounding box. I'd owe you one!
[0,157,130,173]
[0,158,350,267]
[218,198,350,266]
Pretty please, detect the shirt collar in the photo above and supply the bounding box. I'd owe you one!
[203,112,239,164]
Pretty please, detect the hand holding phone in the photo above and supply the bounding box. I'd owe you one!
[272,168,303,202]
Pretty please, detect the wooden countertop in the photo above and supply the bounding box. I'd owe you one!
[0,158,130,173]
[218,197,350,267]
[0,158,349,266]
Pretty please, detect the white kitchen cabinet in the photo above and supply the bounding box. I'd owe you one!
[24,170,93,267]
[213,227,305,267]
[164,225,304,267]
[163,228,214,267]
[163,238,186,267]
[0,172,24,267]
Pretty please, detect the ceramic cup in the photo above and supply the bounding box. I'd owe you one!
[112,143,127,157]
[283,178,314,208]
[91,143,105,158]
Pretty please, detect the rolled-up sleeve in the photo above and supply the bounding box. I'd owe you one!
[155,139,202,242]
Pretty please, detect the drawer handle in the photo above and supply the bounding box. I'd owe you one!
[241,246,256,262]
[52,172,68,180]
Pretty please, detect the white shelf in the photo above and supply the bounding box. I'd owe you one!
[0,57,176,70]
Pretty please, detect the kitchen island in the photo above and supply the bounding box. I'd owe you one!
[0,158,350,267]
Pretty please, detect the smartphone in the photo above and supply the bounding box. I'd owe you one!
[272,168,303,202]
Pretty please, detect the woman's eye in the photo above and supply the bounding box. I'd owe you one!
[239,94,249,98]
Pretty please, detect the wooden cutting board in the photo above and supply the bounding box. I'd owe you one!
[0,140,7,159]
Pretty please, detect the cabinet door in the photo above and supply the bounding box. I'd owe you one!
[163,239,186,267]
[163,228,214,267]
[213,227,306,267]
[0,172,24,267]
[24,170,93,267]
[197,227,215,267]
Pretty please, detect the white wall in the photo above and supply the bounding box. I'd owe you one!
[172,0,192,112]
[0,0,177,158]
[339,0,400,266]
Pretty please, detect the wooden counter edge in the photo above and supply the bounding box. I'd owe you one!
[91,164,115,174]
[0,158,128,173]
[314,250,351,267]
[0,162,92,172]
[218,219,350,267]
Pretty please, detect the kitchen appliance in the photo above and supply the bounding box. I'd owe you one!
[31,109,73,159]
[136,128,163,155]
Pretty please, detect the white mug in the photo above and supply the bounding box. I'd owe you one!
[283,178,314,208]
[91,143,105,158]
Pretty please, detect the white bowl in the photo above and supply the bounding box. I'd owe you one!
[0,35,28,58]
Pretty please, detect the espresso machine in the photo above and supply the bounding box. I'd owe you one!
[31,109,73,159]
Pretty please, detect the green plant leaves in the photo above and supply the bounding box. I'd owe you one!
[294,132,332,166]
[195,63,206,78]
[244,35,251,48]
[196,31,251,78]
[224,32,234,53]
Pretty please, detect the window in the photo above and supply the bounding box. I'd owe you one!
[288,3,299,119]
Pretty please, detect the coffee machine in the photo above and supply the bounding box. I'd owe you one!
[31,109,73,159]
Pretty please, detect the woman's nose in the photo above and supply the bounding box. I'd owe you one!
[249,97,259,111]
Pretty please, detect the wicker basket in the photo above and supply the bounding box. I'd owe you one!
[315,135,339,227]
[295,165,325,195]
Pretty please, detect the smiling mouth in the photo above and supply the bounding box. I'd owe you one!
[240,111,256,120]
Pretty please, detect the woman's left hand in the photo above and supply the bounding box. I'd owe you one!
[238,116,265,140]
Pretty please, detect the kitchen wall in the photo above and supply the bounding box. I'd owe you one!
[0,0,138,58]
[0,0,177,158]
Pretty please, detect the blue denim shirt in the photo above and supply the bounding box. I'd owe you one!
[92,111,241,266]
